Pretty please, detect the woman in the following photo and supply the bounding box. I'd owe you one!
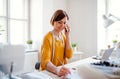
[39,9,73,77]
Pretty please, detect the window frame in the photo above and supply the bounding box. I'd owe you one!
[0,0,30,44]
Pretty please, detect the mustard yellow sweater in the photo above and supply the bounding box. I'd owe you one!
[40,32,73,70]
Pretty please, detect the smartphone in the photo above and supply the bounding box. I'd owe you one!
[65,27,68,32]
[65,25,68,32]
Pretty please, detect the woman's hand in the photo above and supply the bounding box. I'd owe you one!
[46,62,71,77]
[64,24,70,38]
[56,66,71,77]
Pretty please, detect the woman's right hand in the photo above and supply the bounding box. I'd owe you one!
[64,24,70,37]
[56,66,71,77]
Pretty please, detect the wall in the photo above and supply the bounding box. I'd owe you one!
[42,0,54,37]
[68,0,97,58]
[31,0,43,50]
[97,0,106,54]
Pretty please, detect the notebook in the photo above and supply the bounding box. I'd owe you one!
[65,69,82,79]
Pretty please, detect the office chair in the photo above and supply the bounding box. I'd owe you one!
[35,62,40,70]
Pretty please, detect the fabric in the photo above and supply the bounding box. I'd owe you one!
[39,32,73,70]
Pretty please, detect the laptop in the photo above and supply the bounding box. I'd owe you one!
[101,47,114,61]
[91,48,120,76]
[92,47,114,61]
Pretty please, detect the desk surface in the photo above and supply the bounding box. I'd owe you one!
[22,58,120,79]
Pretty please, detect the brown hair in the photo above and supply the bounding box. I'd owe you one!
[50,9,69,26]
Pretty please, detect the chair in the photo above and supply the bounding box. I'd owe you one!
[35,62,40,70]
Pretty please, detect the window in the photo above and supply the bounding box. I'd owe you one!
[0,0,29,44]
[109,0,120,18]
[107,0,120,47]
[97,0,120,51]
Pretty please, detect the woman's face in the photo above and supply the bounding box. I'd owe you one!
[53,17,67,32]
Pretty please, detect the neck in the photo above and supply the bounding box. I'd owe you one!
[52,30,63,41]
[53,30,60,36]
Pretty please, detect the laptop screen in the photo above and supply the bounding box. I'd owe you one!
[101,48,114,61]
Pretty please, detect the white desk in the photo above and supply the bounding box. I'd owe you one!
[68,51,84,63]
[20,58,120,79]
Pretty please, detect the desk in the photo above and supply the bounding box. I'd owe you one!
[20,58,120,79]
[68,51,84,63]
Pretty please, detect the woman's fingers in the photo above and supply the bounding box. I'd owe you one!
[58,67,71,76]
[65,25,70,32]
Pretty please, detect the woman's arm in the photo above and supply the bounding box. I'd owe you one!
[46,62,58,74]
[65,35,71,49]
[64,25,73,58]
[65,25,71,49]
[46,62,71,77]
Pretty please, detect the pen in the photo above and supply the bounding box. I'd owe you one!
[57,57,64,66]
[57,57,71,74]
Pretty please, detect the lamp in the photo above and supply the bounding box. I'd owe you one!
[103,14,120,28]
[109,14,120,21]
[103,14,114,28]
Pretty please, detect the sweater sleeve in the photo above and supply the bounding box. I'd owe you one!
[62,33,73,59]
[65,48,73,59]
[40,34,52,70]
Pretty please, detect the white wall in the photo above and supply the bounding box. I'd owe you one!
[68,0,97,58]
[31,0,43,50]
[97,0,106,54]
[35,0,98,58]
[42,0,54,36]
[52,0,67,11]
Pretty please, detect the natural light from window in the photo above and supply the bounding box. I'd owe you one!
[107,0,120,47]
[97,0,120,52]
[0,0,28,44]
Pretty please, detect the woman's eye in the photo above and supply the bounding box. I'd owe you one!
[64,22,66,24]
[58,21,62,24]
[58,21,66,25]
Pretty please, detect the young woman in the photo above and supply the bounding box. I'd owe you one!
[40,9,73,77]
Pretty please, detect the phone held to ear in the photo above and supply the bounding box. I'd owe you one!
[65,27,68,32]
[65,25,69,32]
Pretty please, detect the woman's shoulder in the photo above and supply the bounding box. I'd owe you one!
[43,31,53,40]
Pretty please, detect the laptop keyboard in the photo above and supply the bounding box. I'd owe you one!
[90,61,120,75]
[91,61,120,68]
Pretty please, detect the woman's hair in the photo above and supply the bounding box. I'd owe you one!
[50,9,69,26]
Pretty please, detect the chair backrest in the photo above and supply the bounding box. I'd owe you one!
[0,44,25,75]
[35,62,40,70]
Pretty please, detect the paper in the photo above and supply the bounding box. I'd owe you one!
[20,72,53,79]
[65,70,82,79]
